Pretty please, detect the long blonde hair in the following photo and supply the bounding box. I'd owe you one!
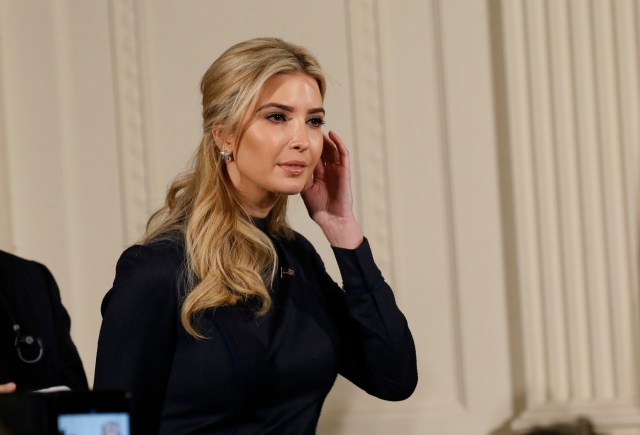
[143,37,326,338]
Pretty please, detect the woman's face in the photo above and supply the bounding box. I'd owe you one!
[223,72,325,216]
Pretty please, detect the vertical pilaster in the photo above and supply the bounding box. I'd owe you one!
[501,0,640,430]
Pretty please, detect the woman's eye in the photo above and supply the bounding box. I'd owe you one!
[307,117,325,128]
[266,113,287,122]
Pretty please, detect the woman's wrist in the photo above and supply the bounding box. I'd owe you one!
[319,217,364,249]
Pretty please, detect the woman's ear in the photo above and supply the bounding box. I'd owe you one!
[212,126,235,151]
[212,127,223,149]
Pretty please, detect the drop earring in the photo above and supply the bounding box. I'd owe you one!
[220,149,232,161]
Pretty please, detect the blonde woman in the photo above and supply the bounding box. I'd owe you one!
[94,37,417,435]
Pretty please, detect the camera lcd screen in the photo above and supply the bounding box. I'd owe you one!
[58,412,130,435]
[49,390,131,435]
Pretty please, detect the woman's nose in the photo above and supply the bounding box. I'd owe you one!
[288,120,310,150]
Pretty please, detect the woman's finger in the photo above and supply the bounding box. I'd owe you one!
[328,131,349,167]
[322,133,340,165]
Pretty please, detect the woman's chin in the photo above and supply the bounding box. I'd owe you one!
[283,188,304,196]
[277,183,306,196]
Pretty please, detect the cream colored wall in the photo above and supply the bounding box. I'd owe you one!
[0,1,639,434]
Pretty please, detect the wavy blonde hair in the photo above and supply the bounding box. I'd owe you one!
[143,37,326,338]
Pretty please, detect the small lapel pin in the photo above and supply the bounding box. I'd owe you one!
[280,267,295,278]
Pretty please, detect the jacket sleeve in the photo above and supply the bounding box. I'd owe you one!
[94,243,180,435]
[39,263,89,391]
[311,237,418,401]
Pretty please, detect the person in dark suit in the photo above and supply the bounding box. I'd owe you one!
[0,250,88,392]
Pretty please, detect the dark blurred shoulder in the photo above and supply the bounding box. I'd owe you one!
[0,250,52,291]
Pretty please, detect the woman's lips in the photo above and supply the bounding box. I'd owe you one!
[279,161,307,176]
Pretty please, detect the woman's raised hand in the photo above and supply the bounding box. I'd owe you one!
[302,131,363,248]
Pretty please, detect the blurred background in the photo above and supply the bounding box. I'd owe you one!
[1,0,639,433]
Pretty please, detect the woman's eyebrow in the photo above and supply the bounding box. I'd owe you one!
[256,103,325,115]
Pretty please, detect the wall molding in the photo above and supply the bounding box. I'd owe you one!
[108,0,151,245]
[427,0,468,408]
[345,0,394,280]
